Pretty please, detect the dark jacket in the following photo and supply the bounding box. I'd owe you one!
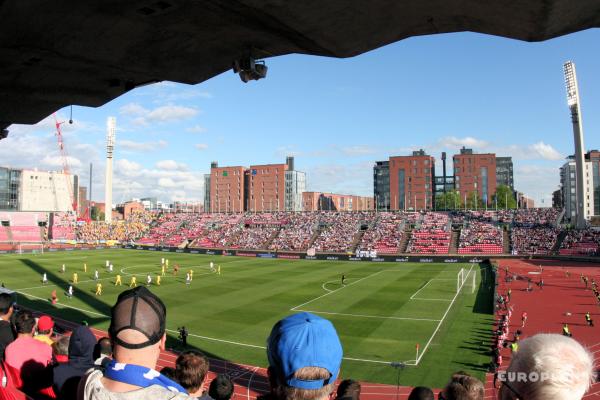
[53,325,96,399]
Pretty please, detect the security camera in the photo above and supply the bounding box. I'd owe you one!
[233,57,268,83]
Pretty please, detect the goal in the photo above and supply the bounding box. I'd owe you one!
[456,266,477,294]
[17,243,45,255]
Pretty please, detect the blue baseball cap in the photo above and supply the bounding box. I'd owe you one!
[267,312,343,390]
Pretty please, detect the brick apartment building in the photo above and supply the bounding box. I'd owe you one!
[209,165,246,213]
[453,147,497,205]
[388,150,435,210]
[206,157,305,212]
[302,192,374,211]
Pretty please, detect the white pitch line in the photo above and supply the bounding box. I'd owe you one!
[321,280,341,293]
[15,290,108,317]
[247,367,260,400]
[290,270,385,311]
[164,328,266,350]
[410,297,453,302]
[415,263,476,365]
[410,280,433,300]
[295,309,441,322]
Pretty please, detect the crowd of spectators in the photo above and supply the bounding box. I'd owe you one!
[356,212,405,254]
[406,212,451,254]
[458,221,503,254]
[560,229,600,256]
[269,213,320,251]
[511,227,560,255]
[312,212,371,253]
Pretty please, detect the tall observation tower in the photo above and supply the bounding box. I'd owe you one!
[563,61,587,229]
[105,117,116,223]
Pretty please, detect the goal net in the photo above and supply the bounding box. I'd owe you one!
[17,243,45,255]
[456,266,477,294]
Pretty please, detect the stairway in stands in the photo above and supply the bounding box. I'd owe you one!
[398,227,411,253]
[503,229,511,254]
[349,229,365,253]
[264,225,283,249]
[551,230,568,254]
[449,228,460,254]
[306,226,322,250]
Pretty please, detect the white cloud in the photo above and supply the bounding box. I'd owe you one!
[186,125,207,133]
[158,177,178,188]
[437,136,490,150]
[340,145,377,156]
[195,143,208,151]
[119,103,199,126]
[514,164,560,206]
[40,155,82,169]
[119,139,168,152]
[119,103,148,117]
[529,141,563,161]
[147,105,198,122]
[156,160,188,171]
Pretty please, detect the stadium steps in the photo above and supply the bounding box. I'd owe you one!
[6,226,14,242]
[264,225,283,249]
[503,229,511,254]
[349,229,365,253]
[306,227,322,250]
[398,227,411,253]
[550,230,568,254]
[449,229,460,254]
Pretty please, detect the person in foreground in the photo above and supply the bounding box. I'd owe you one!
[440,372,484,400]
[78,286,189,399]
[264,311,343,400]
[498,333,595,400]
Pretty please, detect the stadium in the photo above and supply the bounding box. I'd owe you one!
[1,2,600,400]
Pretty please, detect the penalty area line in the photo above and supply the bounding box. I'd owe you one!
[295,309,441,322]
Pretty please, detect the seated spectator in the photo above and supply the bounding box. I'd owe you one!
[34,315,55,346]
[408,386,434,400]
[208,374,234,400]
[440,372,484,400]
[499,334,594,400]
[53,325,96,399]
[336,379,361,400]
[93,336,113,367]
[0,292,15,359]
[266,312,343,400]
[4,310,53,395]
[53,335,71,363]
[79,286,189,399]
[174,350,210,399]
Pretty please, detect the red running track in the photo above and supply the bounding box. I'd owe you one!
[487,258,600,400]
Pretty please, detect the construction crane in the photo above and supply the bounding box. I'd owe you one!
[53,113,79,216]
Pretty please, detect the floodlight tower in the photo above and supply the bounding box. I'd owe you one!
[563,61,587,229]
[105,117,116,223]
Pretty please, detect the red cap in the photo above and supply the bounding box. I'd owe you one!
[38,315,54,331]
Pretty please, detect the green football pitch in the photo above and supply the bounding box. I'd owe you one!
[0,249,494,387]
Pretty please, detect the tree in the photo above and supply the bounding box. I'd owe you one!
[90,206,105,221]
[435,190,461,210]
[493,185,517,209]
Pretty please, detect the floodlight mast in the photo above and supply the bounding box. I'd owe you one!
[563,61,587,229]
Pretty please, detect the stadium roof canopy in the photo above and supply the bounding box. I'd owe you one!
[1,0,599,131]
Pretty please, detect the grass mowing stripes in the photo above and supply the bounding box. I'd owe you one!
[0,249,493,387]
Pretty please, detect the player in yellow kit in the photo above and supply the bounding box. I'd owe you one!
[189,269,194,281]
[129,276,137,287]
[217,265,221,275]
[161,265,166,276]
[115,274,122,286]
[72,272,78,284]
[95,282,102,296]
[156,275,161,286]
[84,263,87,272]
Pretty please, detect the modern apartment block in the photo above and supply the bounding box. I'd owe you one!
[495,157,514,192]
[302,192,374,211]
[374,150,435,211]
[561,151,600,223]
[453,147,496,205]
[208,157,305,212]
[209,165,246,213]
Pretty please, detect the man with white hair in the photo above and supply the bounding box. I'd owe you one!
[499,333,594,400]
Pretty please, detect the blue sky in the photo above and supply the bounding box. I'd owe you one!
[2,28,599,206]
